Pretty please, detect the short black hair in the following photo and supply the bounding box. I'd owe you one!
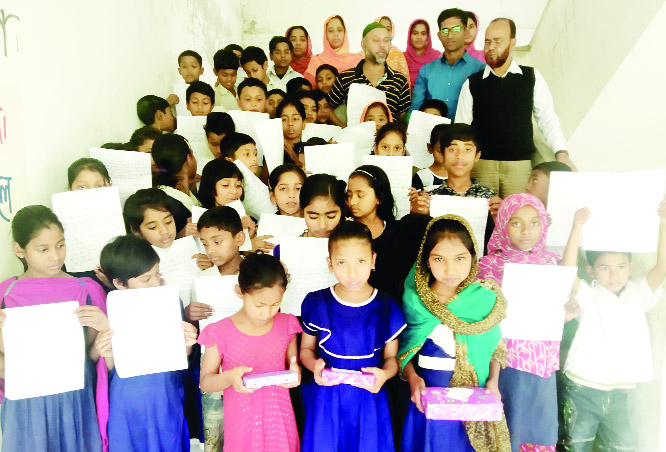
[127,126,162,152]
[267,88,286,98]
[67,158,111,188]
[213,48,240,71]
[220,132,255,160]
[532,161,572,176]
[186,81,215,104]
[178,50,202,66]
[311,89,327,103]
[269,36,293,53]
[240,46,268,67]
[197,205,243,236]
[123,188,175,234]
[437,8,467,29]
[419,99,448,117]
[137,95,169,126]
[490,17,516,39]
[224,43,243,54]
[238,253,288,293]
[429,123,449,148]
[328,220,373,254]
[435,123,480,151]
[286,77,312,94]
[197,159,245,208]
[237,77,268,98]
[585,251,632,266]
[316,64,339,78]
[100,234,160,287]
[205,112,235,137]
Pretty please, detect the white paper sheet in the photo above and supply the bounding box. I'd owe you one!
[3,301,84,400]
[173,82,190,117]
[279,237,336,316]
[257,213,307,245]
[52,186,126,272]
[234,159,276,219]
[500,263,578,341]
[347,84,387,126]
[175,115,215,168]
[253,118,284,174]
[333,121,376,167]
[107,285,188,378]
[89,148,152,206]
[363,155,413,219]
[191,203,251,252]
[152,236,202,306]
[228,110,270,162]
[302,123,342,142]
[305,143,355,181]
[429,195,489,249]
[405,110,451,169]
[546,172,598,248]
[194,275,241,332]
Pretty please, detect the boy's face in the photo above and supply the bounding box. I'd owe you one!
[267,94,284,118]
[525,170,550,206]
[207,132,225,158]
[237,86,266,112]
[187,92,213,116]
[443,139,480,177]
[422,107,442,117]
[118,263,162,290]
[214,68,238,91]
[178,56,203,84]
[588,253,632,294]
[199,226,244,268]
[428,141,446,167]
[233,143,259,174]
[242,60,268,83]
[270,42,292,70]
[156,107,176,132]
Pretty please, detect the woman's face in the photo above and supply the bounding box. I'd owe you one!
[326,18,345,50]
[281,105,304,141]
[410,23,428,51]
[289,28,308,59]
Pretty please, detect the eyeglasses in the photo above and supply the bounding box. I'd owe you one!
[440,26,463,35]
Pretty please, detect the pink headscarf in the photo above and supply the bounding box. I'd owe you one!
[303,15,363,86]
[465,12,486,63]
[404,19,442,89]
[478,193,560,284]
[286,25,313,75]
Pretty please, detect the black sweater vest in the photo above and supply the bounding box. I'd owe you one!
[469,66,535,161]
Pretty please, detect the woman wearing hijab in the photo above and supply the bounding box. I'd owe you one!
[286,25,313,75]
[404,19,442,90]
[464,11,486,63]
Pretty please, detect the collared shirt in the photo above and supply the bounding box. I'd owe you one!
[266,64,303,92]
[327,60,411,119]
[409,51,485,121]
[456,59,568,154]
[428,178,495,198]
[214,83,239,112]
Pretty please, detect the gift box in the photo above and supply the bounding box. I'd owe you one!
[421,387,503,421]
[321,368,376,386]
[242,370,299,389]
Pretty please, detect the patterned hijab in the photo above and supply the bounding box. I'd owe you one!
[404,19,442,89]
[478,193,560,284]
[286,25,313,74]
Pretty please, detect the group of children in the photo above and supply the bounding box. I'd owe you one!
[1,12,665,452]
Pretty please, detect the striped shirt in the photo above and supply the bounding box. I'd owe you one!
[327,60,411,119]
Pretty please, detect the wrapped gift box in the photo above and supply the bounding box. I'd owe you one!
[242,370,299,389]
[421,387,503,421]
[321,368,376,386]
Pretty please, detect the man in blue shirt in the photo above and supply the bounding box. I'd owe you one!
[409,8,485,121]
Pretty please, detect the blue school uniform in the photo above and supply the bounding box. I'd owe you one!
[300,287,406,452]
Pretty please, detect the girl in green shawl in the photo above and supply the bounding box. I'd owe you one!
[399,215,511,452]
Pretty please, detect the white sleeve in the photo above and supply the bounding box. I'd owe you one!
[455,79,473,124]
[633,277,664,312]
[532,69,567,154]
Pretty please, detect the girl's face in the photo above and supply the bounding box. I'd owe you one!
[410,23,428,51]
[270,171,303,216]
[234,143,259,174]
[289,28,308,59]
[304,196,342,238]
[465,19,478,46]
[14,224,66,278]
[301,98,317,124]
[214,176,243,206]
[237,284,285,327]
[507,205,542,251]
[327,238,376,292]
[316,98,332,123]
[116,263,162,290]
[316,69,336,93]
[375,131,405,156]
[364,105,388,130]
[139,208,177,248]
[326,18,345,50]
[207,132,225,159]
[428,237,473,292]
[347,176,379,220]
[281,105,304,141]
[70,169,110,191]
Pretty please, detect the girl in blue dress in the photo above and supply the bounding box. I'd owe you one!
[299,221,406,452]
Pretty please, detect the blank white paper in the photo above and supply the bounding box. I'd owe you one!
[194,275,241,332]
[405,110,451,169]
[347,84,387,126]
[257,213,307,246]
[429,195,489,249]
[363,155,413,220]
[89,148,152,206]
[305,143,355,182]
[152,236,202,306]
[234,159,276,219]
[333,121,376,166]
[253,118,284,174]
[228,110,270,162]
[172,82,190,117]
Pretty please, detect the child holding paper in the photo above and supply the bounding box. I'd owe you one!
[152,133,201,213]
[300,221,406,452]
[205,112,235,159]
[268,164,306,217]
[199,253,302,452]
[373,122,407,157]
[410,123,448,191]
[399,215,510,452]
[0,205,109,451]
[559,201,666,452]
[212,49,240,112]
[67,158,111,191]
[186,81,215,117]
[96,234,198,452]
[277,98,306,166]
[220,133,260,176]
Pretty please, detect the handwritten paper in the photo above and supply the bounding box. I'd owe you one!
[228,110,270,162]
[52,186,126,272]
[334,121,376,166]
[257,213,307,245]
[363,155,413,219]
[152,236,202,306]
[305,143,355,181]
[89,148,152,206]
[253,118,284,174]
[194,275,241,332]
[107,285,188,378]
[406,110,451,169]
[429,195,489,249]
[192,203,251,252]
[173,82,190,117]
[500,263,578,341]
[279,237,337,316]
[302,123,342,142]
[3,301,84,400]
[347,84,387,126]
[176,115,215,166]
[234,160,276,219]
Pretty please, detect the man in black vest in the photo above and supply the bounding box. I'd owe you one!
[455,17,576,197]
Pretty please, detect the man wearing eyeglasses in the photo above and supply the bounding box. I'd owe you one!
[456,18,576,198]
[408,8,485,121]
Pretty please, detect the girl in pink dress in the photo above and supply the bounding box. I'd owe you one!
[199,253,302,452]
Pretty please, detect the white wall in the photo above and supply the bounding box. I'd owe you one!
[0,0,242,280]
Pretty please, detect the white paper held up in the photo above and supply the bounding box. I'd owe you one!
[253,118,284,174]
[305,143,355,181]
[347,84,387,126]
[429,195,489,249]
[257,214,307,243]
[89,148,152,206]
[333,121,376,166]
[302,123,342,142]
[152,236,202,306]
[176,116,214,165]
[194,275,241,332]
[228,110,270,161]
[172,82,190,117]
[234,159,276,219]
[405,111,451,169]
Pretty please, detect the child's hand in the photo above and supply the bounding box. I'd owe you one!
[409,188,431,215]
[488,196,502,222]
[229,366,254,394]
[94,329,114,359]
[658,199,666,223]
[93,265,113,289]
[241,216,257,238]
[485,378,501,400]
[181,218,199,238]
[572,207,590,230]
[407,373,426,413]
[75,306,109,332]
[564,295,581,322]
[182,321,198,346]
[166,93,179,106]
[192,253,214,270]
[280,356,301,389]
[251,235,275,253]
[313,359,338,386]
[186,302,213,321]
[352,367,388,394]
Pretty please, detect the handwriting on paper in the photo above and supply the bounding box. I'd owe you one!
[0,175,12,222]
